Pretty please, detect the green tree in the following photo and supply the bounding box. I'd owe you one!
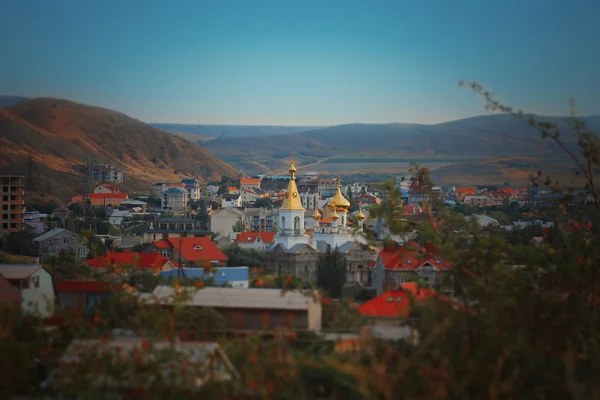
[1,231,38,257]
[224,246,266,267]
[254,197,273,208]
[231,218,246,233]
[317,246,348,299]
[86,236,106,258]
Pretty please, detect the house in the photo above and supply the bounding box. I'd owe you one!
[160,267,249,288]
[235,232,276,251]
[90,193,128,207]
[467,214,500,228]
[48,339,239,392]
[221,194,242,208]
[34,228,89,259]
[241,189,263,205]
[55,281,113,316]
[118,199,148,212]
[0,264,55,316]
[359,283,459,324]
[181,178,202,201]
[207,184,219,194]
[93,184,120,194]
[463,195,494,206]
[151,237,228,267]
[135,218,210,245]
[244,207,278,232]
[371,243,453,296]
[161,187,189,212]
[51,206,71,220]
[152,286,322,332]
[493,187,520,204]
[240,177,261,192]
[210,207,247,238]
[108,209,132,226]
[85,251,178,272]
[92,164,123,183]
[0,273,23,305]
[355,192,381,205]
[455,187,476,202]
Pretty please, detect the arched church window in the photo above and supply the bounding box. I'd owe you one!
[281,216,286,229]
[294,216,300,231]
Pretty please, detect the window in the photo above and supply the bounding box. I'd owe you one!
[64,237,69,244]
[193,245,203,250]
[387,296,394,302]
[396,297,403,302]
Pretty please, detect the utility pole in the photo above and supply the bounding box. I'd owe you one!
[27,149,34,193]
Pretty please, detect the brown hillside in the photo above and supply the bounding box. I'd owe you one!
[0,98,238,202]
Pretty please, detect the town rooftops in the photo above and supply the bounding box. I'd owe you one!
[153,237,228,263]
[33,228,76,242]
[161,187,187,194]
[240,178,261,185]
[235,232,276,244]
[90,193,128,199]
[0,264,47,279]
[152,286,317,311]
[85,251,178,270]
[96,184,120,192]
[359,283,445,318]
[378,243,451,271]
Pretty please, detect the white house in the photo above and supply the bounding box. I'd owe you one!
[241,190,262,205]
[0,264,55,317]
[93,184,120,194]
[235,232,276,251]
[240,178,261,192]
[181,178,202,201]
[207,184,219,194]
[108,209,132,226]
[221,194,242,208]
[210,208,246,239]
[161,187,189,212]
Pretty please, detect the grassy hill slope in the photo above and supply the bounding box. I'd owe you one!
[0,98,238,201]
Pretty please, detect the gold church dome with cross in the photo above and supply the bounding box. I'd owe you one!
[280,152,304,211]
[331,176,351,209]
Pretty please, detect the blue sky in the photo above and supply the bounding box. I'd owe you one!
[2,0,599,125]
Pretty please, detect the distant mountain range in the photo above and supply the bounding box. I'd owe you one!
[149,123,324,139]
[191,114,600,178]
[0,98,238,201]
[3,94,599,186]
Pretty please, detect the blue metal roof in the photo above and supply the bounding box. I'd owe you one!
[162,187,187,194]
[160,267,249,284]
[181,178,198,185]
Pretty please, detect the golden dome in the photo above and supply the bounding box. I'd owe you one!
[280,152,303,211]
[331,176,350,209]
[313,208,322,221]
[357,207,365,220]
[330,207,339,221]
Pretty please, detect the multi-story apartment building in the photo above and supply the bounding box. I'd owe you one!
[181,178,202,201]
[161,187,190,212]
[0,175,25,237]
[92,165,123,183]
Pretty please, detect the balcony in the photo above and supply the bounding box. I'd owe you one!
[11,191,24,196]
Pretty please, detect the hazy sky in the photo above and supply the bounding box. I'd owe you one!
[2,0,599,125]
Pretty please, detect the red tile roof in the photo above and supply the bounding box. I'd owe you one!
[153,240,171,249]
[156,238,228,263]
[378,243,451,271]
[497,187,519,195]
[235,232,276,244]
[89,193,128,199]
[55,281,113,293]
[358,283,440,318]
[240,178,260,185]
[456,187,476,194]
[96,184,120,193]
[85,252,176,270]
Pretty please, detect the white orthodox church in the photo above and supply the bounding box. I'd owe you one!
[268,157,377,284]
